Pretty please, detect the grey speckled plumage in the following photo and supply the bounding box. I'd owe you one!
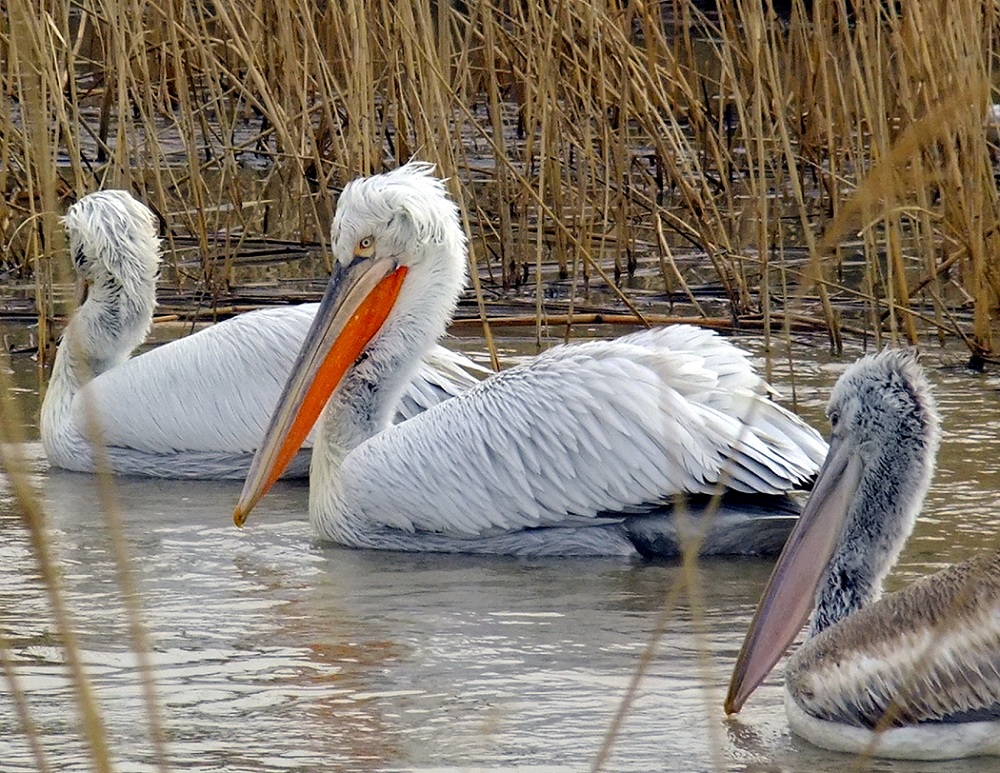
[790,551,1000,728]
[807,349,940,636]
[41,190,482,479]
[727,348,1000,760]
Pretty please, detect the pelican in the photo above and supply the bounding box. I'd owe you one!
[233,162,828,557]
[41,189,482,479]
[724,349,1000,760]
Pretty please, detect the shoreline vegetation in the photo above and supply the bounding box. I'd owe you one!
[2,1,999,362]
[2,3,1000,770]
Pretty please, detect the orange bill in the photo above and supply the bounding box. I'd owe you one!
[725,433,860,714]
[234,258,407,525]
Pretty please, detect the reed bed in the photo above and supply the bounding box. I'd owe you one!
[1,0,999,357]
[2,1,1000,769]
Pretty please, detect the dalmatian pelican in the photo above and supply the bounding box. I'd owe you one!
[233,163,828,556]
[726,349,1000,760]
[41,189,480,479]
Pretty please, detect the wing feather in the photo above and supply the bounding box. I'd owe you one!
[69,305,479,466]
[788,551,1000,727]
[340,326,825,537]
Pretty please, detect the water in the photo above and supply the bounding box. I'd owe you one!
[2,329,1000,772]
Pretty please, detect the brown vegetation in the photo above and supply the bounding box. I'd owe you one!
[2,0,1000,356]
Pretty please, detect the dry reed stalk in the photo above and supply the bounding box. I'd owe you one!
[0,631,53,773]
[481,1,517,289]
[0,371,113,771]
[79,425,172,773]
[593,402,772,773]
[2,0,1000,353]
[0,349,172,770]
[2,7,176,752]
[590,500,695,773]
[6,0,70,366]
[529,0,558,347]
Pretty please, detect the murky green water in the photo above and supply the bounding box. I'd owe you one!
[1,324,999,772]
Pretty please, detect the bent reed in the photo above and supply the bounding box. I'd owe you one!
[3,1,1000,356]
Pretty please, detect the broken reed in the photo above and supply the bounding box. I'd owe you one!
[2,0,999,355]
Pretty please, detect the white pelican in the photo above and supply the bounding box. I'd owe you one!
[233,162,828,557]
[41,189,481,479]
[724,349,1000,760]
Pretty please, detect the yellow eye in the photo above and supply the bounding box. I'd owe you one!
[354,236,375,258]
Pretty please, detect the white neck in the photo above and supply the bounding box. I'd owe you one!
[308,242,464,537]
[41,257,157,451]
[68,275,158,378]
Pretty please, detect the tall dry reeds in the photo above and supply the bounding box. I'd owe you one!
[3,0,999,355]
[3,3,1000,769]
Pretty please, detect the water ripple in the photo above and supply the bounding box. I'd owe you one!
[0,339,997,771]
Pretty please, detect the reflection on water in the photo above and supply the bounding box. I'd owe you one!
[1,330,999,772]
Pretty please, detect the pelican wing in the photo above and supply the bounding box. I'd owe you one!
[73,305,479,465]
[80,305,317,456]
[342,326,826,537]
[787,551,1000,728]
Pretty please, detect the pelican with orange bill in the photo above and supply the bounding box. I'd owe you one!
[233,162,828,556]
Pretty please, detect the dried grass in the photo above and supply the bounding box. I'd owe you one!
[0,0,998,357]
[2,2,1000,765]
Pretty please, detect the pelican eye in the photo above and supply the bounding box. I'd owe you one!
[828,410,840,429]
[355,236,375,258]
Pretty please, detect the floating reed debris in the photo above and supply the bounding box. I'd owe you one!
[1,1,999,355]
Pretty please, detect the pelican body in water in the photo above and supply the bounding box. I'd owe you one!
[234,163,828,557]
[726,349,1000,760]
[41,190,480,479]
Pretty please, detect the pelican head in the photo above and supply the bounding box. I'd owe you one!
[726,348,940,713]
[234,162,467,522]
[59,189,162,375]
[41,190,162,463]
[328,162,468,353]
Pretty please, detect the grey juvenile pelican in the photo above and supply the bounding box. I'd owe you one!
[725,349,1000,760]
[41,189,481,479]
[233,162,828,557]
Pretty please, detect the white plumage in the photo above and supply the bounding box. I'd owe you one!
[41,189,481,479]
[330,327,824,551]
[236,163,828,556]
